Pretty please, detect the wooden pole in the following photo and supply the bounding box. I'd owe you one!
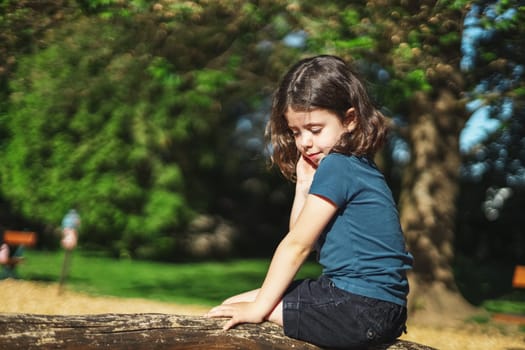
[58,249,72,294]
[0,313,436,350]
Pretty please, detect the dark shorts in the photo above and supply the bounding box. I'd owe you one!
[282,276,407,349]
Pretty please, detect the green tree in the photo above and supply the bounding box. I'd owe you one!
[286,0,476,316]
[457,0,525,267]
[1,0,302,258]
[5,17,193,257]
[0,0,73,229]
[361,0,475,317]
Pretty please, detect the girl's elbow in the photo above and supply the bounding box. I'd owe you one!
[281,236,314,258]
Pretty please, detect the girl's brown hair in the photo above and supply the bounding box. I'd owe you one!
[266,55,388,181]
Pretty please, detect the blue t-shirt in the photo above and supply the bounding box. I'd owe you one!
[62,209,80,229]
[309,153,413,306]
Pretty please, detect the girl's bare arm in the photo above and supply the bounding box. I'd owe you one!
[207,193,337,330]
[289,156,317,230]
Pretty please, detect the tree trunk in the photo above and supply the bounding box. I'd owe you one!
[0,313,435,350]
[364,0,477,321]
[400,88,475,320]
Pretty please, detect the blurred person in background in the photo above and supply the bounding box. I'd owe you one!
[61,209,80,250]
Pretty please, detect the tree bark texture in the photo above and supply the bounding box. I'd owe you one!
[397,4,473,314]
[365,0,474,316]
[0,313,435,350]
[385,0,467,286]
[401,88,465,288]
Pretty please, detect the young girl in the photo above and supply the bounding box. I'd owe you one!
[206,55,413,349]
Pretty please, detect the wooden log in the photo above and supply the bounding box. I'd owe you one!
[0,313,435,350]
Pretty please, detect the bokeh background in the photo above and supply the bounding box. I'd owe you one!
[1,0,524,322]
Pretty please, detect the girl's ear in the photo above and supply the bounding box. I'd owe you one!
[344,108,358,132]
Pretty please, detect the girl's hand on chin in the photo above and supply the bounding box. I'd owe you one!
[296,155,317,185]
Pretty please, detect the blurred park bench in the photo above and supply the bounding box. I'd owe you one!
[491,265,525,325]
[0,230,37,279]
[512,265,525,289]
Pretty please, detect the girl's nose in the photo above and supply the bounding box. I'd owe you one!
[299,133,312,149]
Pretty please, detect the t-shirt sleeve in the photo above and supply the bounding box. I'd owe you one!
[309,154,352,208]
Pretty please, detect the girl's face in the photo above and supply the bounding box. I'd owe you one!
[285,107,356,166]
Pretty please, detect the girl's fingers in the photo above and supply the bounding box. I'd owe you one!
[223,318,238,331]
[302,154,317,168]
[205,302,259,331]
[205,306,239,331]
[205,309,222,318]
[205,305,232,318]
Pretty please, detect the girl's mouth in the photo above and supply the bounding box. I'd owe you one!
[306,152,322,164]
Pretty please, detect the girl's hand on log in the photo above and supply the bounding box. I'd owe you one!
[205,302,265,330]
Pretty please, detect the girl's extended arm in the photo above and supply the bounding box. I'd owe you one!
[206,193,338,330]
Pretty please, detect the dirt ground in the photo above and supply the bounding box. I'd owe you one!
[1,279,524,350]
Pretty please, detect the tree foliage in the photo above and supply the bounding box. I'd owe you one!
[461,0,525,185]
[0,0,523,283]
[287,0,467,283]
[457,0,525,263]
[1,0,299,258]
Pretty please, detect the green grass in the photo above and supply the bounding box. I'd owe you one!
[483,294,525,315]
[15,250,525,317]
[454,256,525,316]
[16,250,322,306]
